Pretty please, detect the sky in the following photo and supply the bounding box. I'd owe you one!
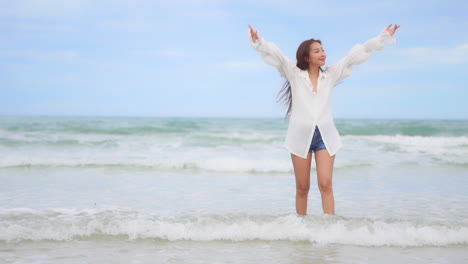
[1,0,467,119]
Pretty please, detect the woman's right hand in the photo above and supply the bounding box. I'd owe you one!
[248,24,259,43]
[385,24,400,36]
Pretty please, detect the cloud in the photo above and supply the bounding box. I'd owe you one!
[131,50,188,57]
[0,21,76,32]
[236,0,400,18]
[0,0,91,18]
[52,51,79,58]
[358,43,468,73]
[360,63,410,73]
[99,19,157,32]
[222,60,264,70]
[0,49,80,61]
[390,44,468,64]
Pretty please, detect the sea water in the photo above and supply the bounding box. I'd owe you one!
[0,116,467,263]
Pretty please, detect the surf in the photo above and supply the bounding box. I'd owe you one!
[1,208,467,247]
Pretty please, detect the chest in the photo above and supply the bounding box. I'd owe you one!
[293,73,332,96]
[310,76,319,93]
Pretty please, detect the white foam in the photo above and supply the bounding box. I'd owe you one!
[340,135,468,167]
[1,208,467,247]
[1,134,466,172]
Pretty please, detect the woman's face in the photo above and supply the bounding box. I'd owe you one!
[308,42,326,67]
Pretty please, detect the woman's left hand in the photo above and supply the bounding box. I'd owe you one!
[386,24,400,36]
[248,24,259,43]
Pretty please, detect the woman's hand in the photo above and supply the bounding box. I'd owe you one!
[386,24,400,36]
[248,24,259,43]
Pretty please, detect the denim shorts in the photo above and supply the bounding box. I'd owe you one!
[308,126,327,153]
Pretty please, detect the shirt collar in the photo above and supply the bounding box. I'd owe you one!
[299,69,328,80]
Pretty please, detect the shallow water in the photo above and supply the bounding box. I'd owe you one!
[1,116,467,263]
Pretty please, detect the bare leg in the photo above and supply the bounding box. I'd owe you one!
[291,153,313,215]
[315,149,335,215]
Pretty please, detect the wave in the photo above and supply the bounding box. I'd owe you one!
[0,157,294,173]
[1,117,467,137]
[0,208,467,247]
[1,125,196,137]
[1,154,466,173]
[1,117,467,172]
[1,135,467,171]
[337,119,468,137]
[0,132,284,149]
[1,130,466,151]
[0,137,120,148]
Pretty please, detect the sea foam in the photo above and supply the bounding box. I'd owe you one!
[1,208,467,247]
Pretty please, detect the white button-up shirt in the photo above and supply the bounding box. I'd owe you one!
[249,28,396,158]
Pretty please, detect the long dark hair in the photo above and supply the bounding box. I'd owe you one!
[277,39,322,119]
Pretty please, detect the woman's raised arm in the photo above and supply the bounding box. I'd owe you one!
[248,25,295,80]
[327,24,400,83]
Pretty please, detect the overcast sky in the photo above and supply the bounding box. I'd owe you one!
[1,0,467,119]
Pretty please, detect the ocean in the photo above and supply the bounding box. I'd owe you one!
[0,116,467,263]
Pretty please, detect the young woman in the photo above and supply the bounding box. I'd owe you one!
[248,24,400,215]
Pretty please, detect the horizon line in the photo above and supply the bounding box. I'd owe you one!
[0,114,467,121]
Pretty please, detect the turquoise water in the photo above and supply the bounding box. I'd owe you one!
[1,116,467,170]
[0,116,467,263]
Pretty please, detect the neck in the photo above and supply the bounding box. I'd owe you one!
[307,65,320,76]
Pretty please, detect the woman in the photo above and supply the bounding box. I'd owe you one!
[248,24,400,215]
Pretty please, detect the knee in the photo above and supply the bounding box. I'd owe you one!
[296,183,310,196]
[318,180,333,194]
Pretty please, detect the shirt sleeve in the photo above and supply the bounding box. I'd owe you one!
[327,27,397,83]
[248,29,295,80]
